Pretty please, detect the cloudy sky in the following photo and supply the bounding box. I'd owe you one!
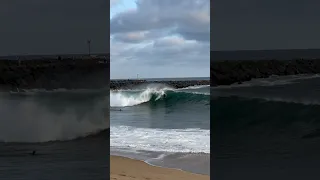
[0,0,109,56]
[110,0,210,79]
[213,0,320,51]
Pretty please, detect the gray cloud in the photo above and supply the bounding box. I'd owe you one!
[212,0,320,50]
[110,0,210,79]
[111,0,210,42]
[0,0,109,55]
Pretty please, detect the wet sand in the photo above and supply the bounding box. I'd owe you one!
[110,156,209,180]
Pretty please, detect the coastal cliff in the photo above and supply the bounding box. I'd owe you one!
[211,59,320,86]
[0,57,109,91]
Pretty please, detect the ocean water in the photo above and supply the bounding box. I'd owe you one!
[110,81,210,175]
[211,74,320,180]
[0,89,109,180]
[212,49,320,60]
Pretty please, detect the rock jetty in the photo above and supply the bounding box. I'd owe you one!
[110,79,210,90]
[211,59,320,86]
[0,56,109,91]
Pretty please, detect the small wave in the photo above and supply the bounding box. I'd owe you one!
[0,129,109,144]
[258,97,320,106]
[110,126,210,153]
[212,95,320,106]
[179,85,210,90]
[9,88,108,95]
[212,74,320,89]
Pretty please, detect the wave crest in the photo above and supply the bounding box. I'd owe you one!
[110,84,209,107]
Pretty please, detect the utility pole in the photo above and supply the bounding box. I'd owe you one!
[87,40,91,56]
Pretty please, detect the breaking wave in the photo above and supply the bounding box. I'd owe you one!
[0,89,109,143]
[110,84,209,107]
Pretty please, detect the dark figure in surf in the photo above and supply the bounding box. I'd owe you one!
[31,150,36,156]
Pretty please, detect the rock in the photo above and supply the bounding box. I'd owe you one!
[110,80,210,90]
[0,57,109,91]
[211,59,320,86]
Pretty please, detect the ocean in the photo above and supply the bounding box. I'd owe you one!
[211,74,320,180]
[110,80,210,175]
[0,88,109,180]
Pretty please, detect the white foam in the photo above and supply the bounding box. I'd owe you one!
[9,88,108,95]
[254,96,320,106]
[110,85,173,107]
[212,74,320,89]
[179,85,210,90]
[110,125,210,153]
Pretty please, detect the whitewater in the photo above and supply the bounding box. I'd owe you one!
[110,84,210,175]
[0,87,109,180]
[0,88,109,143]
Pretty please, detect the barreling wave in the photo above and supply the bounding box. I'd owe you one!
[110,84,209,107]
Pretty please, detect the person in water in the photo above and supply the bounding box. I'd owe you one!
[31,150,36,155]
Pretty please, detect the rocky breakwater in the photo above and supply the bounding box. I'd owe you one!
[211,59,320,86]
[0,57,109,91]
[110,79,210,90]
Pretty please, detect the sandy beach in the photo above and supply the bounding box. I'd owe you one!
[110,156,210,180]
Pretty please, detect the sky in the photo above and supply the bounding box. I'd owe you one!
[0,0,109,56]
[110,0,210,79]
[213,0,320,51]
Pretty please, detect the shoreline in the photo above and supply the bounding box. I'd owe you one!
[110,155,209,180]
[110,148,210,175]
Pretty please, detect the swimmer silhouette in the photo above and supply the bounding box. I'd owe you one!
[31,150,36,156]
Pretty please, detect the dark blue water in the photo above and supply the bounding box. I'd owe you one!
[212,49,320,60]
[211,74,320,180]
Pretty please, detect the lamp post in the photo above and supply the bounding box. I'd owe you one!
[87,40,91,56]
